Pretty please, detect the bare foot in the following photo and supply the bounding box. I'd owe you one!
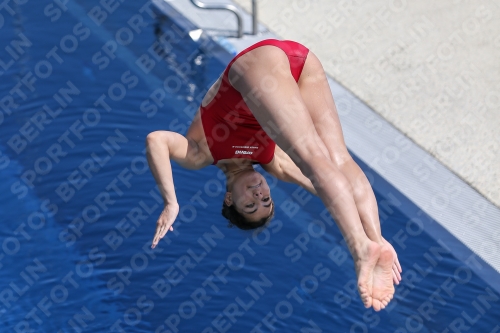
[371,245,395,311]
[382,238,402,285]
[354,241,381,309]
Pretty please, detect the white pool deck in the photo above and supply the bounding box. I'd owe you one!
[154,0,500,294]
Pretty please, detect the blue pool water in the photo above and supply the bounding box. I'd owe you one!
[1,1,499,332]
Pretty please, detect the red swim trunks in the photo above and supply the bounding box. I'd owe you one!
[200,39,309,165]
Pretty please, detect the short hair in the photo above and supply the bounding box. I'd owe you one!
[221,200,274,230]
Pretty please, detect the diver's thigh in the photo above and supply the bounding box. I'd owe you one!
[298,52,351,164]
[229,47,326,162]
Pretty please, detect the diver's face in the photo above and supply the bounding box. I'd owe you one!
[228,171,273,222]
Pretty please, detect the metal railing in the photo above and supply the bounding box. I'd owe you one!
[189,0,258,38]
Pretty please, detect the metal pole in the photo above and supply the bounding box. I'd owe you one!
[252,0,258,35]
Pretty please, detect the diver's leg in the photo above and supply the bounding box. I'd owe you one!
[229,46,393,310]
[297,51,402,284]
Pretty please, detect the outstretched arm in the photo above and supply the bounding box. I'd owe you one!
[145,131,206,248]
[263,146,317,195]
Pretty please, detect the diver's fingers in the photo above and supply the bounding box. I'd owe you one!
[159,224,170,239]
[151,229,161,248]
[152,222,168,248]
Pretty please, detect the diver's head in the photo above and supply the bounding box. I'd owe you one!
[222,170,274,229]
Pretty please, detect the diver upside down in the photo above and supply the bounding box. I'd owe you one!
[146,39,402,311]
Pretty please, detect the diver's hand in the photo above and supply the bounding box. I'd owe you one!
[151,203,179,248]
